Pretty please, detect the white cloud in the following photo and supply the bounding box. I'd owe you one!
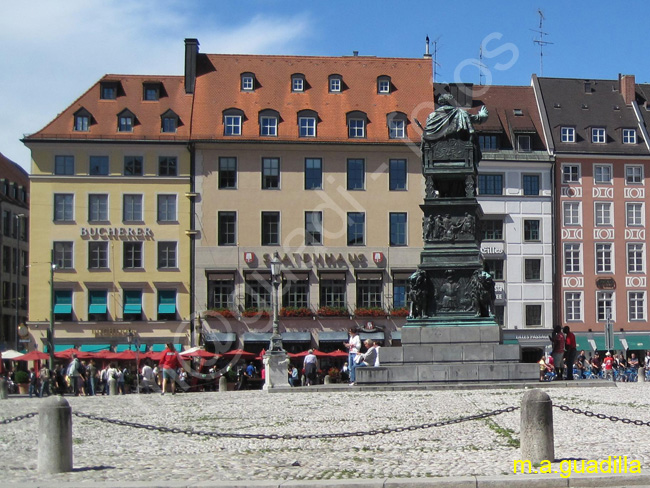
[0,1,313,170]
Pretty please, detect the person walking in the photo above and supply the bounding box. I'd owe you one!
[68,354,82,396]
[550,325,565,380]
[563,326,577,380]
[28,368,37,398]
[303,349,318,386]
[39,364,51,397]
[159,343,180,395]
[344,329,361,385]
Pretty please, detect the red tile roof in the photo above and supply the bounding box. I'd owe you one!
[190,54,434,142]
[26,75,193,142]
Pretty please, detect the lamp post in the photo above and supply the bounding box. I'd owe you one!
[263,251,289,390]
[269,251,283,352]
[14,213,24,351]
[48,249,57,370]
[605,313,614,353]
[127,330,140,394]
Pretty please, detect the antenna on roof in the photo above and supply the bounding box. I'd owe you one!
[431,36,442,83]
[477,45,486,85]
[532,8,553,76]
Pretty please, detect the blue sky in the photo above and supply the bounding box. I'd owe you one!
[3,0,650,171]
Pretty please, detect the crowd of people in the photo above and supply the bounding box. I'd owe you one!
[539,325,645,381]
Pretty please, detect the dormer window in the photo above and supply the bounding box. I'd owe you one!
[387,112,407,139]
[161,109,179,133]
[143,83,161,101]
[623,128,637,144]
[591,127,606,143]
[298,110,317,137]
[377,76,391,94]
[241,73,255,92]
[292,74,305,92]
[329,75,342,93]
[561,127,575,143]
[223,108,244,136]
[100,82,118,100]
[259,109,279,137]
[517,135,531,152]
[73,108,92,132]
[347,111,367,138]
[117,109,135,133]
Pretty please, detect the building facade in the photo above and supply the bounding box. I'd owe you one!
[0,153,29,350]
[23,75,193,353]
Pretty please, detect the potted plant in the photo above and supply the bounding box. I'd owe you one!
[354,307,386,317]
[317,306,349,317]
[390,307,409,317]
[280,307,313,318]
[14,370,29,394]
[327,367,341,383]
[204,308,235,319]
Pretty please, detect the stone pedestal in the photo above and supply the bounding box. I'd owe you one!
[263,351,290,391]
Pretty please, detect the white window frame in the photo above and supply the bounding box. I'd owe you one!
[241,76,254,91]
[564,243,581,274]
[565,291,582,322]
[594,164,612,184]
[348,118,365,138]
[594,202,612,226]
[389,119,405,139]
[595,242,613,273]
[260,116,278,137]
[123,194,143,222]
[629,291,646,321]
[623,128,637,144]
[591,127,606,143]
[88,193,109,222]
[378,79,390,94]
[626,202,644,227]
[224,115,242,136]
[627,243,644,274]
[298,117,316,137]
[329,77,341,93]
[626,165,643,184]
[292,77,304,92]
[525,304,543,327]
[560,127,575,143]
[563,201,581,226]
[562,164,580,183]
[596,291,614,322]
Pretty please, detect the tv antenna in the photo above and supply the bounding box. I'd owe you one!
[431,36,442,82]
[477,45,487,85]
[532,9,553,76]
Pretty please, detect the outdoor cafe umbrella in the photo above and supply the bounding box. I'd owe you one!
[289,349,329,358]
[179,348,220,359]
[220,349,256,360]
[326,350,350,358]
[1,349,24,360]
[54,348,94,360]
[14,350,50,361]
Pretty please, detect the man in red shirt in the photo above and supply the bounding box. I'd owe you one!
[159,343,180,395]
[563,326,577,380]
[603,351,615,380]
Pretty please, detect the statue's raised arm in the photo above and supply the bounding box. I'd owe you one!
[422,93,488,143]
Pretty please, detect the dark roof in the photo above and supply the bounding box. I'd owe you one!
[536,77,646,155]
[0,152,29,206]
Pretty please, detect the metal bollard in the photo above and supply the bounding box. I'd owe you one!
[219,376,228,392]
[323,375,331,385]
[108,377,118,396]
[639,367,645,383]
[520,389,554,464]
[0,378,8,399]
[38,396,72,473]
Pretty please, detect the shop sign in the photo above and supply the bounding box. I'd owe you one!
[373,252,384,264]
[481,246,504,255]
[92,328,132,338]
[80,227,154,240]
[596,278,616,289]
[244,252,255,264]
[262,252,371,268]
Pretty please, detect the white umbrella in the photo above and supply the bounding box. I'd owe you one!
[1,349,24,360]
[179,346,200,356]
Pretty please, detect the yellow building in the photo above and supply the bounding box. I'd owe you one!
[23,75,194,352]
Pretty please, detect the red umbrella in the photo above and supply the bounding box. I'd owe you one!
[112,350,138,361]
[14,350,50,361]
[256,348,266,360]
[327,350,350,358]
[54,348,94,360]
[289,349,329,358]
[180,349,219,359]
[143,351,164,361]
[220,349,256,360]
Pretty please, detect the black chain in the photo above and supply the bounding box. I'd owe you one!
[554,404,650,427]
[0,412,38,425]
[73,406,519,440]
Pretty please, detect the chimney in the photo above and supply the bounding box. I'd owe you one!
[184,38,199,94]
[619,74,636,105]
[424,35,432,59]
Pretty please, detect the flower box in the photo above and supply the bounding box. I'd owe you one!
[280,307,313,318]
[203,308,235,319]
[317,306,349,317]
[390,307,409,317]
[354,307,387,317]
[242,309,270,318]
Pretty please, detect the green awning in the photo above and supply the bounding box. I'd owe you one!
[623,336,650,350]
[80,344,111,352]
[158,290,176,314]
[124,290,142,314]
[575,335,625,352]
[115,344,146,353]
[54,344,75,352]
[150,343,182,352]
[54,290,72,314]
[88,290,107,314]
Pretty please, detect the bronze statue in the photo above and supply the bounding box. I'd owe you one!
[470,268,496,317]
[422,93,488,145]
[407,269,429,318]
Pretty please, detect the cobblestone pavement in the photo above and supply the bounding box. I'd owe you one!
[1,383,650,484]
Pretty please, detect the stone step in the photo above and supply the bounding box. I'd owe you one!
[402,325,502,345]
[356,362,539,384]
[380,343,521,364]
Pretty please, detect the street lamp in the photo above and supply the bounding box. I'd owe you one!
[127,330,140,394]
[48,249,57,370]
[605,313,614,353]
[269,251,283,352]
[14,213,25,351]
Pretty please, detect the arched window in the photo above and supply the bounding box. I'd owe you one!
[259,109,280,137]
[297,109,318,138]
[377,75,392,94]
[223,108,245,136]
[387,112,407,139]
[347,111,367,139]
